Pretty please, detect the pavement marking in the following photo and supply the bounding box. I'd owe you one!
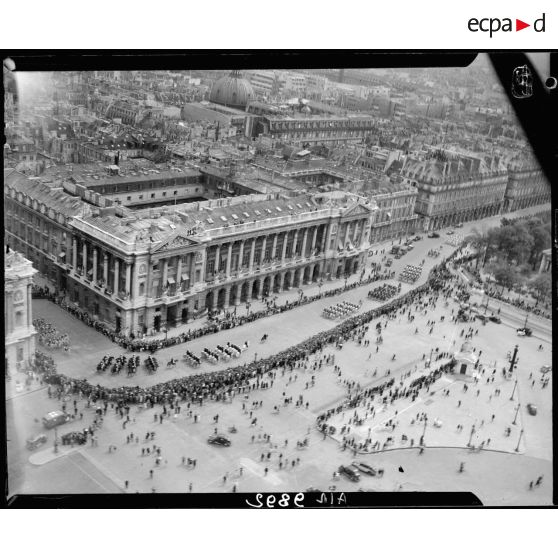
[77,449,126,491]
[68,452,122,493]
[238,457,282,486]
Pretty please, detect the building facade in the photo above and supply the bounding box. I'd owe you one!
[5,249,37,374]
[503,167,550,212]
[250,113,376,145]
[4,169,376,335]
[402,158,509,231]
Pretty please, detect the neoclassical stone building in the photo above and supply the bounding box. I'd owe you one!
[5,248,37,373]
[4,169,376,335]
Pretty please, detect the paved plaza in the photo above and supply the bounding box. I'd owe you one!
[6,207,552,504]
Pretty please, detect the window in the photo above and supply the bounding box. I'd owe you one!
[127,196,132,201]
[16,346,24,362]
[139,282,145,296]
[174,190,178,195]
[162,192,167,197]
[139,195,144,200]
[151,193,155,198]
[15,312,23,328]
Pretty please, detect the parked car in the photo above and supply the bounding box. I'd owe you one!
[26,434,48,450]
[526,404,537,416]
[446,230,455,235]
[488,315,502,324]
[42,410,70,429]
[352,461,381,476]
[207,435,231,447]
[516,327,532,337]
[475,314,488,324]
[413,235,422,241]
[338,465,361,482]
[406,243,414,250]
[455,223,464,228]
[540,365,551,374]
[427,232,440,238]
[385,259,393,267]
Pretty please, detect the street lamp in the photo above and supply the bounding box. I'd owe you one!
[54,426,59,454]
[515,429,524,452]
[318,280,324,296]
[512,404,520,426]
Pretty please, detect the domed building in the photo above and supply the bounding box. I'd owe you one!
[209,70,255,110]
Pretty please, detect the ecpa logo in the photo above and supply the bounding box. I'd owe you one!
[468,13,546,37]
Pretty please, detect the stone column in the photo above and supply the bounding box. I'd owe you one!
[103,253,108,284]
[113,258,120,294]
[321,224,329,253]
[162,259,168,287]
[189,253,195,286]
[82,242,88,275]
[343,222,350,249]
[301,228,309,258]
[27,284,33,326]
[281,232,288,263]
[238,240,245,272]
[311,227,318,255]
[271,234,278,261]
[224,286,231,308]
[260,236,267,266]
[214,245,221,274]
[256,277,264,298]
[248,238,256,271]
[125,262,131,295]
[176,257,182,290]
[92,248,98,282]
[130,263,136,299]
[234,285,241,305]
[226,243,233,276]
[292,230,299,258]
[72,237,77,269]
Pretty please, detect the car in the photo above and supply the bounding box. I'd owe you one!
[385,259,393,267]
[305,486,321,492]
[455,223,464,228]
[406,243,414,250]
[540,365,552,374]
[428,232,440,238]
[488,315,502,324]
[352,461,380,476]
[413,235,422,241]
[526,404,537,416]
[42,410,70,429]
[475,315,488,324]
[26,434,48,450]
[207,435,231,447]
[338,465,361,482]
[446,230,455,235]
[516,327,533,337]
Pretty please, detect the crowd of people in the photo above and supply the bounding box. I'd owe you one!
[322,300,361,320]
[33,318,70,351]
[31,267,397,354]
[483,288,551,320]
[367,283,400,302]
[399,264,423,284]
[31,249,464,412]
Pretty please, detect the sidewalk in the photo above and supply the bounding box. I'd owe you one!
[29,444,80,466]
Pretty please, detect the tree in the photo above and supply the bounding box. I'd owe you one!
[489,263,521,294]
[529,272,551,303]
[528,225,551,269]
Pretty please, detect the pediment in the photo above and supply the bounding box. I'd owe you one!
[343,203,372,218]
[154,234,199,253]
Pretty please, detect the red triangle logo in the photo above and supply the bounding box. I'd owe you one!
[516,19,530,31]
